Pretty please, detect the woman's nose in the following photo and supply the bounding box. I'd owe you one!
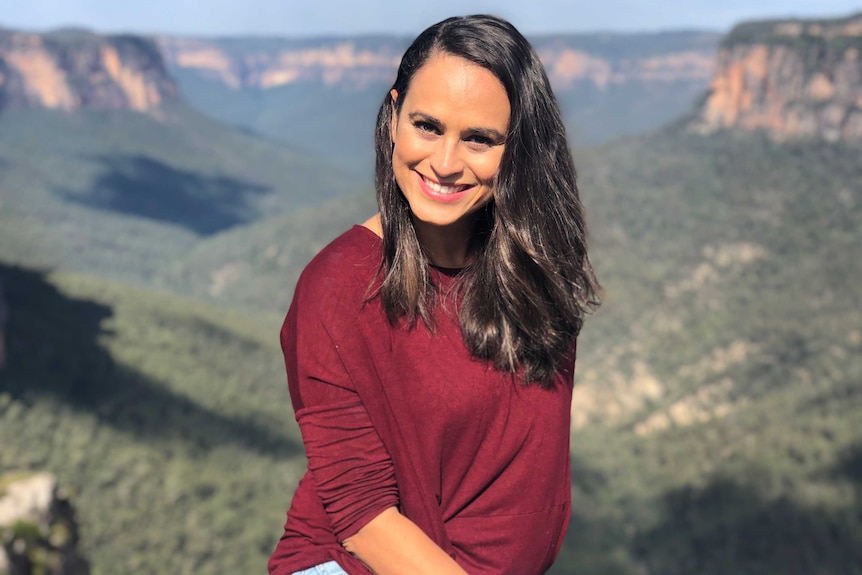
[430,137,464,176]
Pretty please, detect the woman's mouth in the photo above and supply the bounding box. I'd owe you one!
[417,173,473,201]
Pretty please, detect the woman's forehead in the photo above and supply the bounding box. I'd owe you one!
[402,54,510,127]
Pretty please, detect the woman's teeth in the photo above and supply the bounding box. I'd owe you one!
[424,177,468,194]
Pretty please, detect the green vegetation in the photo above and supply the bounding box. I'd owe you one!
[0,105,355,285]
[0,264,303,574]
[159,191,377,314]
[546,130,862,573]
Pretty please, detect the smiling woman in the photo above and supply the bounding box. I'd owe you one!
[389,53,510,264]
[268,14,600,575]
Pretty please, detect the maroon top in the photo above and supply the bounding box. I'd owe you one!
[269,226,576,575]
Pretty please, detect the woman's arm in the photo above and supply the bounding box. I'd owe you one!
[343,507,468,575]
[283,236,464,574]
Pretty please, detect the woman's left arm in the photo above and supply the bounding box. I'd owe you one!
[343,507,469,575]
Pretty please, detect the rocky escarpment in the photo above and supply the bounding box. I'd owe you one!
[690,13,862,141]
[156,33,718,94]
[0,473,90,575]
[156,36,404,89]
[0,28,178,113]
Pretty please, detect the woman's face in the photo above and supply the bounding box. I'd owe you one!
[390,53,510,233]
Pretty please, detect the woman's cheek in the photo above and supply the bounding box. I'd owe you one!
[476,152,505,182]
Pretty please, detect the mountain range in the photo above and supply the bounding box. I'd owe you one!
[156,30,720,175]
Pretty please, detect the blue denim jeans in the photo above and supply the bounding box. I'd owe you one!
[291,561,348,575]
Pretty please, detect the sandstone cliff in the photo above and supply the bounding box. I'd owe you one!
[156,33,718,94]
[691,13,862,141]
[0,28,178,113]
[156,36,404,89]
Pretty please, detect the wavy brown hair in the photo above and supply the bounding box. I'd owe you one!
[374,15,601,386]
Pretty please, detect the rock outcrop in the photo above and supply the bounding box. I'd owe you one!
[0,28,178,113]
[0,473,90,575]
[690,12,862,141]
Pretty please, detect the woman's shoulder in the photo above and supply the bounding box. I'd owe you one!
[294,224,383,301]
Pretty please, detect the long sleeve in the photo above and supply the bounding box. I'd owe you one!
[281,265,399,541]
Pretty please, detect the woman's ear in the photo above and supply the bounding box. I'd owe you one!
[389,89,399,143]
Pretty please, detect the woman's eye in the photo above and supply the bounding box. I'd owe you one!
[465,135,494,148]
[414,121,440,134]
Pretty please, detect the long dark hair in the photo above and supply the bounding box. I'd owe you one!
[374,14,600,386]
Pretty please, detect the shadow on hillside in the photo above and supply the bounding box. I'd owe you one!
[802,380,862,413]
[547,455,641,574]
[834,443,862,485]
[57,154,271,235]
[0,263,300,458]
[632,473,862,575]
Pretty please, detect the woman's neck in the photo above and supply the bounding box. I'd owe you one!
[412,215,475,269]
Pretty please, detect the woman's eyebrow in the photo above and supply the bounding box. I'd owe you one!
[408,112,505,143]
[408,111,442,126]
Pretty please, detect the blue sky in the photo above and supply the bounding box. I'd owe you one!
[2,0,860,36]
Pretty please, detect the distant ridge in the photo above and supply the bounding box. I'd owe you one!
[156,30,720,174]
[690,12,862,141]
[157,31,719,93]
[0,27,177,113]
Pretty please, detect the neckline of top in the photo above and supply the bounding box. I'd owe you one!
[352,225,464,277]
[353,223,383,242]
[429,263,464,277]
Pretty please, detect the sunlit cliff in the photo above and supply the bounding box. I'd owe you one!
[0,29,178,113]
[691,13,862,141]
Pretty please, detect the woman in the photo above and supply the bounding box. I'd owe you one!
[269,14,599,575]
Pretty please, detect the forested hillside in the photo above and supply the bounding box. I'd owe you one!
[550,130,862,574]
[0,105,357,286]
[0,265,303,574]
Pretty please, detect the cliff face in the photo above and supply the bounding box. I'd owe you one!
[535,41,715,90]
[156,33,718,94]
[156,36,403,89]
[0,29,178,113]
[691,13,862,141]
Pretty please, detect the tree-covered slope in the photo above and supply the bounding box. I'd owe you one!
[549,131,862,574]
[0,104,356,286]
[159,190,377,313]
[0,263,301,574]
